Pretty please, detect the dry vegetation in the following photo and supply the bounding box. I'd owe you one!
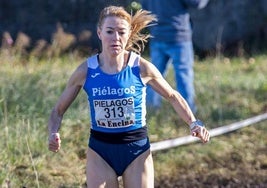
[0,30,266,188]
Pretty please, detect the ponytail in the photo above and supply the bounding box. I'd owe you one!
[127,9,157,53]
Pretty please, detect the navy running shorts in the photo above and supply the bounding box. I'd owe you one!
[88,136,150,176]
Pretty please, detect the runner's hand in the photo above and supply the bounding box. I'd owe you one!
[191,126,210,143]
[48,133,61,152]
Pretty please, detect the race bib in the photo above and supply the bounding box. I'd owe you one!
[93,97,135,128]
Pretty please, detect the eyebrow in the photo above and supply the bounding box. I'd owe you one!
[106,26,127,31]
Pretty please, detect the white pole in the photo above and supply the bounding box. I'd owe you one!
[151,113,267,152]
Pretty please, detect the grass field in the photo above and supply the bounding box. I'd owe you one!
[0,52,266,187]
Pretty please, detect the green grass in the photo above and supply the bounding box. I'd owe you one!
[0,52,266,187]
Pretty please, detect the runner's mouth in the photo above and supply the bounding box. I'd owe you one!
[111,44,120,48]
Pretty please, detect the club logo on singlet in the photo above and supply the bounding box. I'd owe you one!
[92,86,135,97]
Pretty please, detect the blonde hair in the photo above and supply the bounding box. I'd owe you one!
[97,6,157,53]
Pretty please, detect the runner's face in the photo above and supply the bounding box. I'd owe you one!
[98,16,130,55]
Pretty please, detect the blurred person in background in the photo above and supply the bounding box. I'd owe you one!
[141,0,210,113]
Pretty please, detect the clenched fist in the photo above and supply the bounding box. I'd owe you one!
[48,133,61,152]
[191,126,210,143]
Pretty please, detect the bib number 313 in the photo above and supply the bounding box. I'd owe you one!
[93,97,135,128]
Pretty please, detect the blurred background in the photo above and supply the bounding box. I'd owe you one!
[1,0,267,58]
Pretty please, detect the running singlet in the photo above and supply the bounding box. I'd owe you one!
[83,52,146,133]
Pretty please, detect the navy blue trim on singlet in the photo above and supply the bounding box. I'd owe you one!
[90,126,148,144]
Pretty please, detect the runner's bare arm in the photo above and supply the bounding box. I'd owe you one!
[139,57,196,125]
[48,62,87,134]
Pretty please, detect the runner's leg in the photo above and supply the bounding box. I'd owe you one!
[86,148,119,188]
[122,149,154,188]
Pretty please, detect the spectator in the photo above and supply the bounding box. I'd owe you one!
[141,0,210,113]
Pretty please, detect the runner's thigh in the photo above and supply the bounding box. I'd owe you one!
[86,148,119,188]
[122,149,154,188]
